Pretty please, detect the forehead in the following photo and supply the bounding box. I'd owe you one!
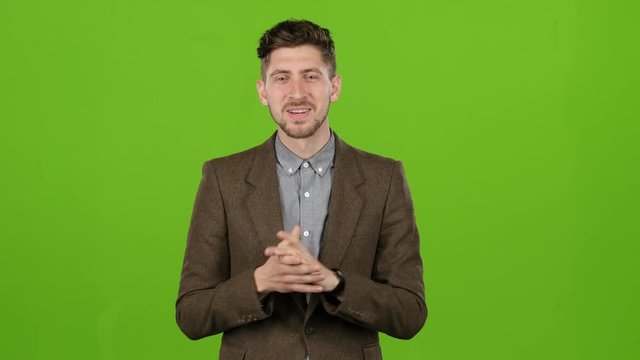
[266,44,329,75]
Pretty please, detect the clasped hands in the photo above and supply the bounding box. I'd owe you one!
[254,225,339,294]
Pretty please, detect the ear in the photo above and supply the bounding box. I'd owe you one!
[330,74,342,103]
[256,79,269,106]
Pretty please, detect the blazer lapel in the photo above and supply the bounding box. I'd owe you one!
[246,134,308,312]
[307,135,364,320]
[246,134,284,251]
[319,135,364,268]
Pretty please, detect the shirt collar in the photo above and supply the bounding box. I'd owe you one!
[275,131,335,177]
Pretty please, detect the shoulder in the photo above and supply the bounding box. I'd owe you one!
[204,145,259,169]
[203,135,273,169]
[338,137,402,178]
[348,143,398,166]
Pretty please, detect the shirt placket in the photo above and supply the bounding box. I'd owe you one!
[299,161,318,259]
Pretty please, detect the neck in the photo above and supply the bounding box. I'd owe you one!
[277,121,331,159]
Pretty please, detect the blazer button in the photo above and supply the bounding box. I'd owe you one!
[305,326,315,335]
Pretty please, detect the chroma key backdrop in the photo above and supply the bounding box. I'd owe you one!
[1,0,638,359]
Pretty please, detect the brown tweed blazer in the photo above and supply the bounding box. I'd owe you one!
[176,133,426,360]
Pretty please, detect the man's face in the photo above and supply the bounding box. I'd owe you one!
[257,44,341,139]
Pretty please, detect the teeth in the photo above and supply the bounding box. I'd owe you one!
[289,109,308,114]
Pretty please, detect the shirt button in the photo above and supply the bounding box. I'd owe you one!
[303,231,310,237]
[304,192,310,198]
[288,168,293,173]
[305,326,314,335]
[318,167,323,172]
[303,162,309,168]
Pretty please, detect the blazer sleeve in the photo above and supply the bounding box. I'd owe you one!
[175,161,273,340]
[320,161,427,339]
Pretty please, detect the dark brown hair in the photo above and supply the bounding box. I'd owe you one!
[257,19,336,79]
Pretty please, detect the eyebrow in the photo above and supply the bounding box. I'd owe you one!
[269,67,323,77]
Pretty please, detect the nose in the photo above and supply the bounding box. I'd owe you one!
[288,78,306,99]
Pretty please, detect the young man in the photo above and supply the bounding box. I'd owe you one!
[176,19,426,359]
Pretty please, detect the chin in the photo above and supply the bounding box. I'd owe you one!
[282,127,316,139]
[277,119,317,138]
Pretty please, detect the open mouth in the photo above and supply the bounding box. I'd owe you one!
[285,107,312,121]
[286,108,311,115]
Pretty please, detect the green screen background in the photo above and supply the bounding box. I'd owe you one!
[1,0,638,359]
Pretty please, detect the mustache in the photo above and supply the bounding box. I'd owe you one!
[284,101,315,110]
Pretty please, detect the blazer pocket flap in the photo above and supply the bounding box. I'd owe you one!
[363,342,382,360]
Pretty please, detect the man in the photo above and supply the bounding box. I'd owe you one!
[176,19,426,359]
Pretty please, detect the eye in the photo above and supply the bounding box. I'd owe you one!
[306,74,320,80]
[274,75,288,82]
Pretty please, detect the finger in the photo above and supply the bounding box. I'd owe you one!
[276,226,301,243]
[278,283,324,293]
[267,246,313,266]
[277,263,321,275]
[284,243,315,263]
[278,273,325,284]
[278,254,303,265]
[264,246,277,256]
[265,246,295,257]
[276,238,307,255]
[276,230,295,242]
[290,225,301,240]
[276,230,288,241]
[276,239,290,249]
